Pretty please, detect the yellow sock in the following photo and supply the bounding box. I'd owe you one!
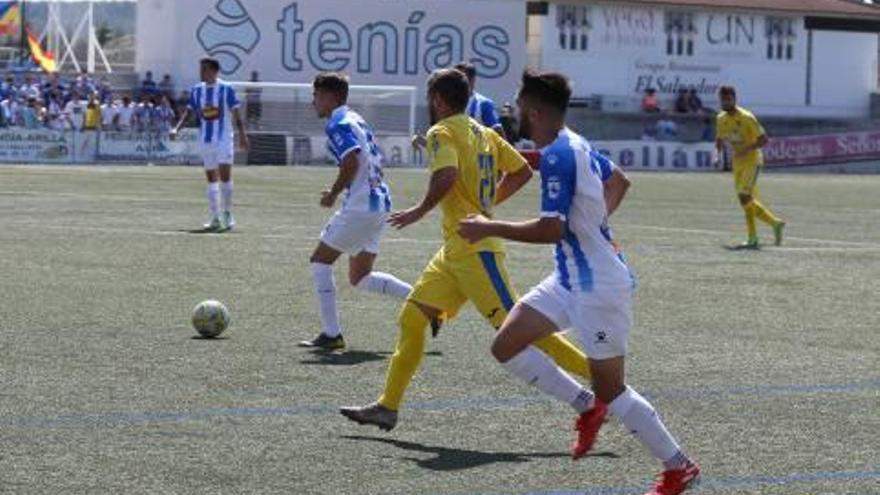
[534,333,591,379]
[378,303,428,411]
[752,199,781,226]
[743,202,758,241]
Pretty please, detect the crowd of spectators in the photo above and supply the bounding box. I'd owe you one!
[640,87,714,142]
[0,70,193,133]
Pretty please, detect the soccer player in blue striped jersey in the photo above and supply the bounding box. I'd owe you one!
[459,70,700,495]
[298,73,415,351]
[170,57,249,232]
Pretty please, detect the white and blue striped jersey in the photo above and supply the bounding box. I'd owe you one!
[466,92,501,129]
[539,128,634,292]
[326,105,391,213]
[187,80,240,145]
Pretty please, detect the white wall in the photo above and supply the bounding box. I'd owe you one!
[534,2,878,117]
[137,0,526,102]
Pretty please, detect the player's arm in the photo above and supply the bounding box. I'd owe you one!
[170,106,191,140]
[321,151,359,208]
[493,134,533,206]
[460,215,563,245]
[460,150,572,244]
[228,87,249,150]
[388,166,457,229]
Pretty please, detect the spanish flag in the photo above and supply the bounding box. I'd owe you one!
[0,2,19,36]
[26,27,56,73]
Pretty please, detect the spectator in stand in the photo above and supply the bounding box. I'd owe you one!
[687,88,704,114]
[117,95,135,131]
[22,73,42,101]
[640,119,658,140]
[641,88,660,113]
[101,98,118,130]
[674,88,690,114]
[22,97,43,129]
[655,114,679,141]
[159,74,175,101]
[244,70,262,130]
[46,92,68,130]
[84,92,101,131]
[64,89,88,131]
[140,71,159,98]
[74,70,95,96]
[0,94,21,127]
[97,76,113,104]
[1,74,15,100]
[155,95,176,132]
[134,95,155,131]
[700,116,714,142]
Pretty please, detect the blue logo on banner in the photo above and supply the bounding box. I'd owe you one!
[197,0,261,74]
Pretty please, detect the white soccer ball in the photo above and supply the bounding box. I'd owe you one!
[191,300,231,338]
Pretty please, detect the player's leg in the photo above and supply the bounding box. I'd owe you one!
[465,252,591,379]
[340,250,466,430]
[347,214,412,300]
[747,173,785,245]
[218,159,234,231]
[578,292,699,493]
[202,153,222,231]
[299,212,349,349]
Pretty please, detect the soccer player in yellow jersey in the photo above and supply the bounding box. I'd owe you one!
[340,68,592,431]
[715,85,785,249]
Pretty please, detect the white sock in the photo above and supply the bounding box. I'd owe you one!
[206,182,220,217]
[501,347,593,413]
[310,263,341,337]
[355,271,412,299]
[220,180,233,212]
[609,386,686,466]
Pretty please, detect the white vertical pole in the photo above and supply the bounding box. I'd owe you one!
[408,87,417,166]
[87,2,95,73]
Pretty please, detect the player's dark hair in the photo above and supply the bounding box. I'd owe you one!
[313,72,350,103]
[199,57,221,73]
[518,69,571,115]
[427,68,470,113]
[718,85,737,98]
[453,62,477,82]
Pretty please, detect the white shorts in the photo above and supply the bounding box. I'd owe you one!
[319,209,388,255]
[201,142,234,170]
[520,275,634,360]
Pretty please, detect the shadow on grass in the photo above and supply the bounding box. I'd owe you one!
[300,350,443,366]
[341,435,617,471]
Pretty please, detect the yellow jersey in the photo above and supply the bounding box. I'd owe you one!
[716,106,766,168]
[425,114,527,259]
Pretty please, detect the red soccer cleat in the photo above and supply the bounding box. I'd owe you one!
[570,402,608,459]
[645,462,701,495]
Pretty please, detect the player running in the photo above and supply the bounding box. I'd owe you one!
[340,68,591,431]
[298,73,420,351]
[170,57,249,232]
[715,85,785,249]
[458,70,700,495]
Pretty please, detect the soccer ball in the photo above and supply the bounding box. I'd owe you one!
[191,300,230,338]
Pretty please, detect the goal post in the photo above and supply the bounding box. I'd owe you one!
[227,81,418,166]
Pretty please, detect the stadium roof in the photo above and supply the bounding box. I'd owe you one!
[584,0,880,18]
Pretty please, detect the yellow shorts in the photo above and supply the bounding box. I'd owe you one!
[408,249,517,328]
[733,162,761,196]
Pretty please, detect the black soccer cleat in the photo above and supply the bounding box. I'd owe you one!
[340,402,398,431]
[297,333,345,351]
[430,317,443,338]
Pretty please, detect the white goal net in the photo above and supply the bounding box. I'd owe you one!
[228,81,418,166]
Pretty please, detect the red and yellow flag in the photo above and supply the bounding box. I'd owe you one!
[0,2,19,36]
[26,27,56,73]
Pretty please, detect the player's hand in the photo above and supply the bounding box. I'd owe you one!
[411,133,427,149]
[457,214,493,244]
[239,134,250,151]
[319,190,337,208]
[388,206,425,229]
[168,129,178,141]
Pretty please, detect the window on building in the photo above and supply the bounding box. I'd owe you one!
[665,11,696,57]
[556,4,591,52]
[765,17,796,61]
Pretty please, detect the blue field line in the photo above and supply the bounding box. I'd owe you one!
[2,377,878,430]
[486,469,880,495]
